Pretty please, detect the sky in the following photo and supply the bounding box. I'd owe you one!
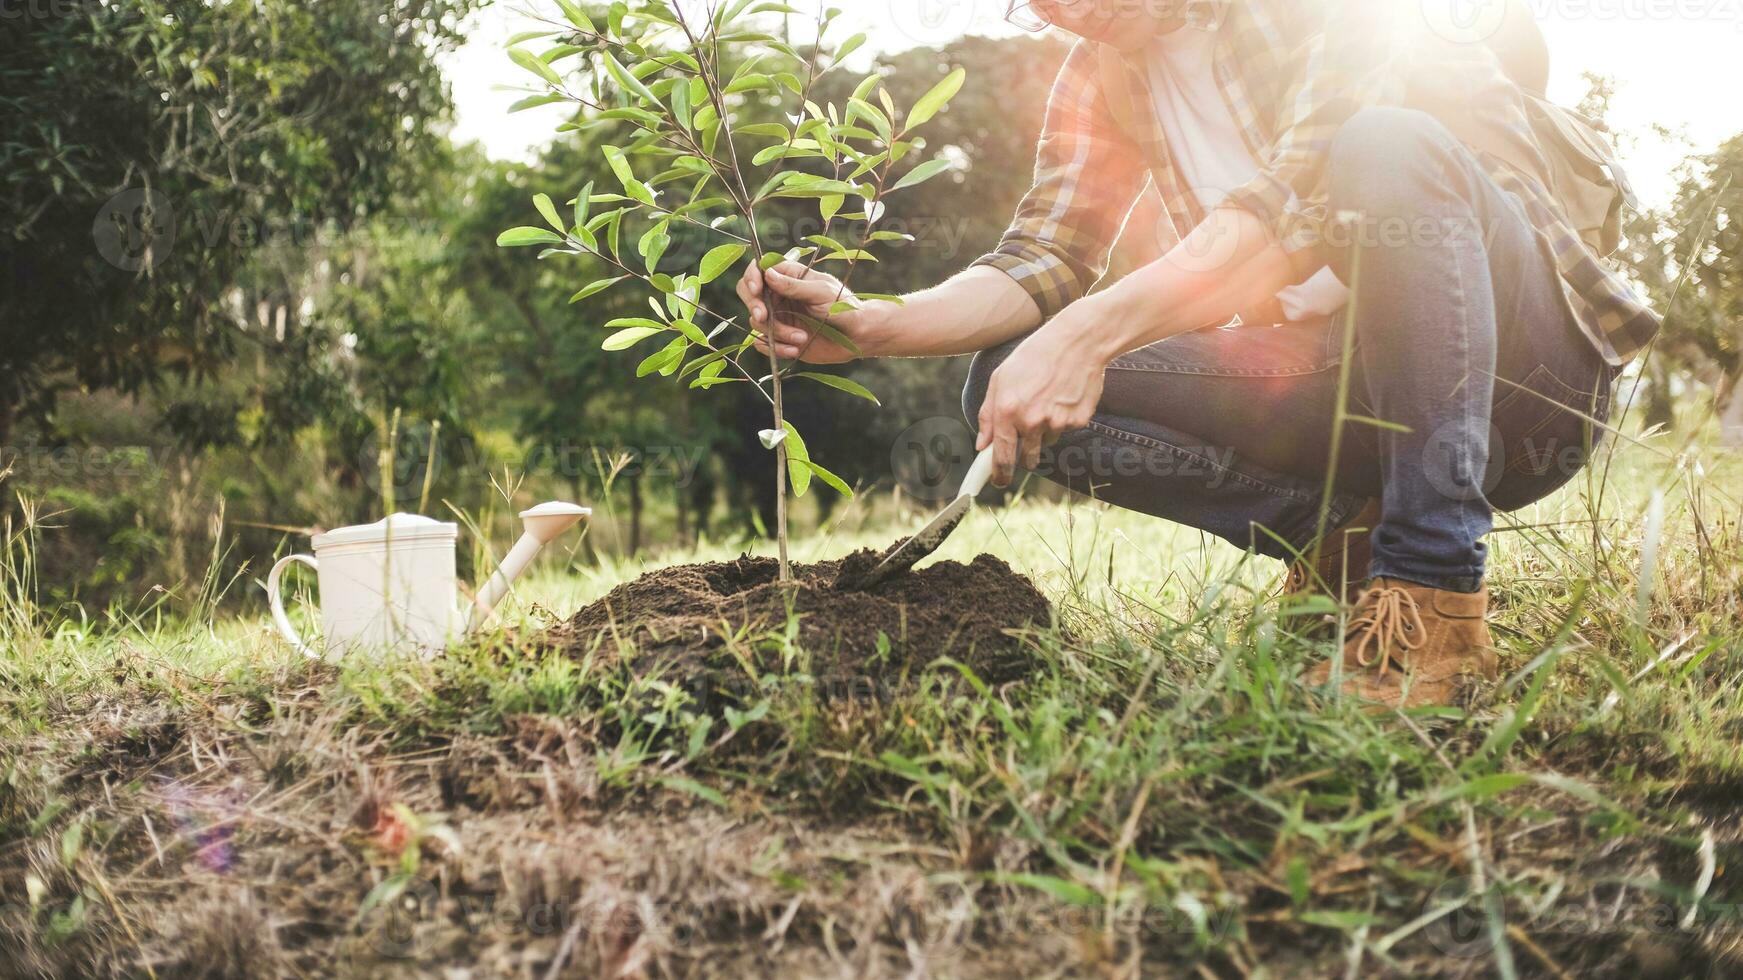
[441,1,1743,208]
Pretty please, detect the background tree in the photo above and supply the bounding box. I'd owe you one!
[0,0,481,445]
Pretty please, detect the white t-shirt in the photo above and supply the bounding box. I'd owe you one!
[1144,25,1349,321]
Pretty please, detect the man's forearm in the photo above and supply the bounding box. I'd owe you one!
[1073,207,1308,363]
[861,266,1043,358]
[860,207,1305,362]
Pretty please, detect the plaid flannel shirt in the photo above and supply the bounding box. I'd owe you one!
[972,0,1660,366]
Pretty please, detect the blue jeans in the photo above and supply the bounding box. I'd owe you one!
[963,108,1613,593]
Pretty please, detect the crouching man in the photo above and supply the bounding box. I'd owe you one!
[734,0,1654,707]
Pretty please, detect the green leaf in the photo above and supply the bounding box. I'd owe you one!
[891,158,955,192]
[533,193,563,232]
[509,47,562,87]
[851,73,883,102]
[572,180,594,228]
[795,313,861,356]
[791,459,852,497]
[497,226,563,247]
[601,50,657,104]
[680,348,730,378]
[60,820,83,868]
[604,316,668,330]
[359,873,418,918]
[509,93,566,113]
[757,251,787,271]
[685,716,713,758]
[796,371,879,405]
[736,122,790,139]
[905,67,964,131]
[698,243,748,284]
[714,0,758,29]
[602,326,665,350]
[661,776,725,808]
[998,873,1102,906]
[555,0,595,32]
[725,74,774,95]
[637,337,687,377]
[670,319,709,344]
[569,276,627,303]
[670,80,691,130]
[834,32,867,63]
[603,146,635,188]
[1299,910,1383,930]
[780,421,810,496]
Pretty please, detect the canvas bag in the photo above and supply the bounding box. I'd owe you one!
[1094,21,1636,258]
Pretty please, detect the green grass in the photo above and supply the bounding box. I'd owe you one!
[2,430,1741,977]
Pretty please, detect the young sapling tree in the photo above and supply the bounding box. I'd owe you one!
[496,0,966,581]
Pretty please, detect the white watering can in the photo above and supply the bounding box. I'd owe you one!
[265,501,590,660]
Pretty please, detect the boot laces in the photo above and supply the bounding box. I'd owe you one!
[1283,561,1311,595]
[1345,583,1425,678]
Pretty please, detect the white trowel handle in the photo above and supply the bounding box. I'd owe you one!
[957,446,997,500]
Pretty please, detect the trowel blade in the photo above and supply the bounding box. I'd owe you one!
[862,494,972,586]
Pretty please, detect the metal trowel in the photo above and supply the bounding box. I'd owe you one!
[839,446,996,590]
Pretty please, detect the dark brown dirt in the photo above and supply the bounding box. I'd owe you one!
[543,551,1051,696]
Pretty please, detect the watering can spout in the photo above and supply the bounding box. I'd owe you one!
[468,501,590,630]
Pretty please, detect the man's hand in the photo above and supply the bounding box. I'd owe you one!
[736,260,876,364]
[976,300,1111,487]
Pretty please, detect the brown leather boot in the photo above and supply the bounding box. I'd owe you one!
[1306,577,1499,708]
[1283,499,1381,603]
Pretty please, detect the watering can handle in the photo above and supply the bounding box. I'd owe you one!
[267,553,321,659]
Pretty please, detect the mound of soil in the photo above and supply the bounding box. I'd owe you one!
[543,551,1051,696]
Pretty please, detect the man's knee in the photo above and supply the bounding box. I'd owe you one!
[961,338,1022,431]
[1330,107,1447,171]
[1327,108,1453,205]
[1324,107,1468,260]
